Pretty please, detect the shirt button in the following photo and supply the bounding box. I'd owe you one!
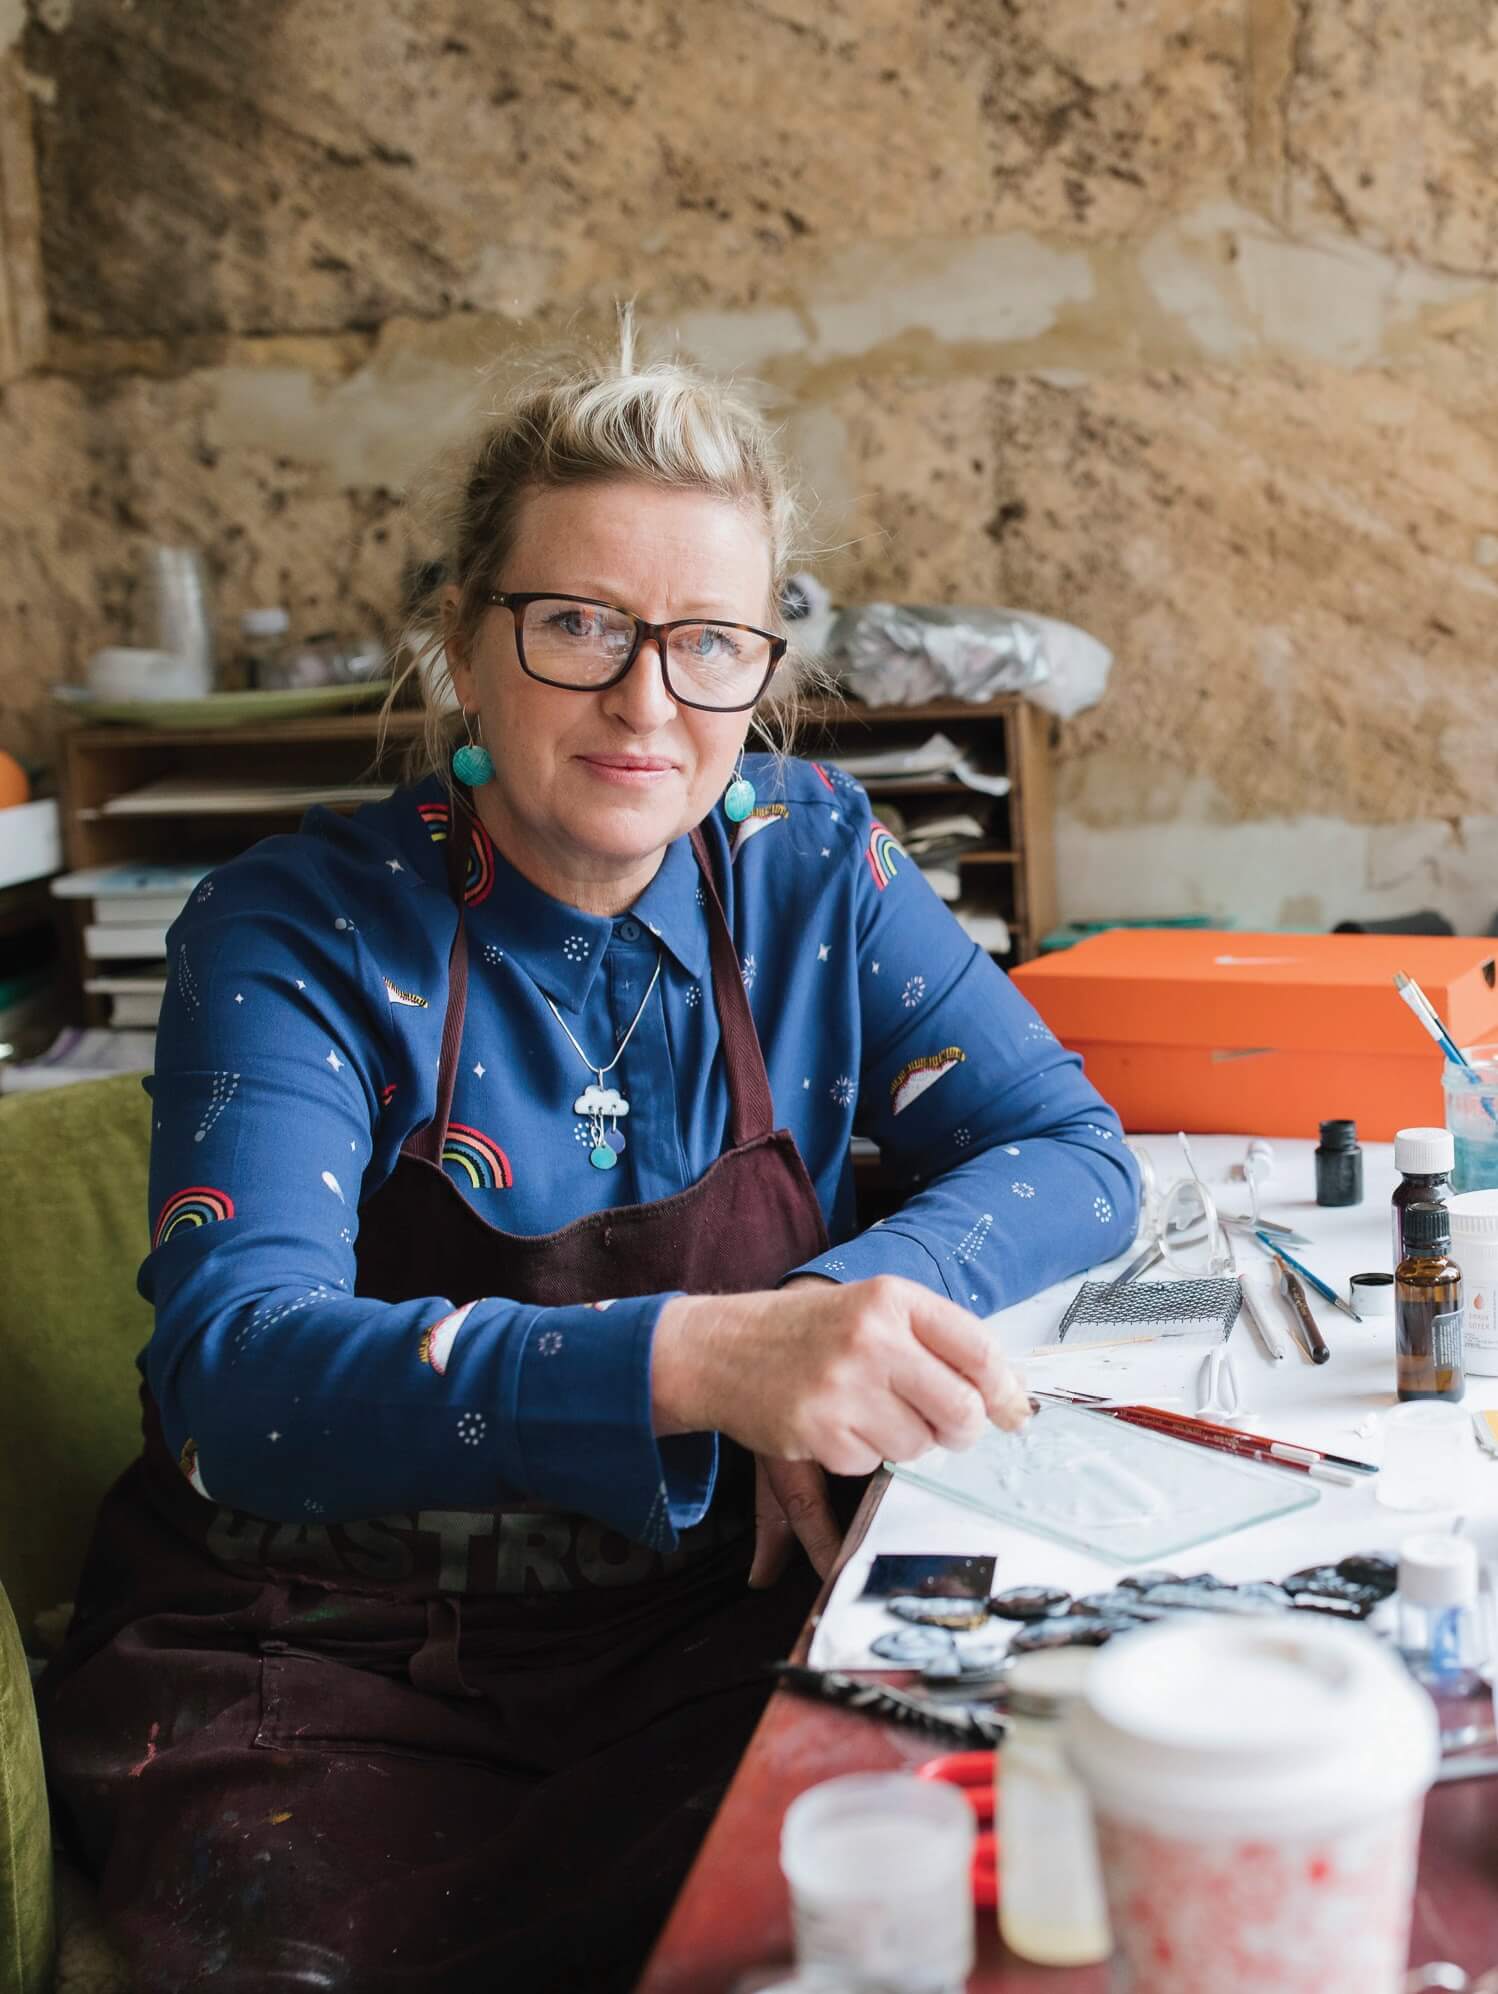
[617,919,642,942]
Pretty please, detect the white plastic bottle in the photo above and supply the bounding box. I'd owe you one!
[998,1647,1111,1966]
[1397,1533,1486,1696]
[1448,1188,1498,1377]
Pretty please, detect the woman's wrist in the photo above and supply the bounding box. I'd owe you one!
[652,1292,731,1437]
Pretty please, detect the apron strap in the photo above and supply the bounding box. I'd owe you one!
[690,827,775,1147]
[404,792,474,1165]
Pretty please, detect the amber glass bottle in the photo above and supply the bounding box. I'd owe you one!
[1395,1202,1465,1403]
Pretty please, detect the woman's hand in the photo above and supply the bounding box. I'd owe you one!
[653,1273,1029,1476]
[748,1454,842,1589]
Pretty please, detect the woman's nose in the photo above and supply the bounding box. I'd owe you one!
[602,635,678,732]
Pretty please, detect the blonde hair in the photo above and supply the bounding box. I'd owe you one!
[384,313,826,783]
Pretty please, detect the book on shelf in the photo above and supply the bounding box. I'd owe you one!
[53,861,211,927]
[84,922,171,961]
[106,992,163,1029]
[92,893,193,925]
[83,974,169,997]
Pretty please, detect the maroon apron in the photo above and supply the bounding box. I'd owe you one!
[39,797,840,1994]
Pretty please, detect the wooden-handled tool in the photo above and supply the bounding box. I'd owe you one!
[1274,1257,1331,1364]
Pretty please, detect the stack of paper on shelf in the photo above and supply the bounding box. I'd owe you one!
[821,732,1011,798]
[52,862,210,1032]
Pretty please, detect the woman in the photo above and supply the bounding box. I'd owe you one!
[40,330,1139,1992]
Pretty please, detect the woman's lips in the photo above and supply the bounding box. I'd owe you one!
[576,754,679,784]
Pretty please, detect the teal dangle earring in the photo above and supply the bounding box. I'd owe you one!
[722,751,756,824]
[452,709,495,787]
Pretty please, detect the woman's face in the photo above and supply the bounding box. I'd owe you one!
[449,480,774,912]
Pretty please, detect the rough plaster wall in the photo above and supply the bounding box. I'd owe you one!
[3,0,1498,928]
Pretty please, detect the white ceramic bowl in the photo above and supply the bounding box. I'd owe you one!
[85,646,212,701]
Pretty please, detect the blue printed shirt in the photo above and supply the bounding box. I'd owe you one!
[141,756,1140,1548]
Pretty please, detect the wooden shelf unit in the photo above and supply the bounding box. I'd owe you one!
[56,694,1056,1025]
[792,693,1056,966]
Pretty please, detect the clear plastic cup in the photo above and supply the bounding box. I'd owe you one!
[1377,1401,1473,1511]
[1066,1616,1439,1994]
[1442,1046,1498,1194]
[779,1773,975,1994]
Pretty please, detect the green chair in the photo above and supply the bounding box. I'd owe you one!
[0,1072,155,1994]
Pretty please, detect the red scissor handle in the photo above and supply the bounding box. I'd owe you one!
[917,1751,999,1907]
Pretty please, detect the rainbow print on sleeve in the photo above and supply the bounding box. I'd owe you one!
[865,821,905,891]
[152,1186,236,1250]
[440,1123,513,1190]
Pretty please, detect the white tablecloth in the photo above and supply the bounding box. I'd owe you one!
[810,1135,1498,1669]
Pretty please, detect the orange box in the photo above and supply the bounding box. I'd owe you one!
[1011,930,1498,1140]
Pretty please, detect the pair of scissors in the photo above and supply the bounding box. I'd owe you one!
[916,1751,997,1910]
[1197,1344,1252,1423]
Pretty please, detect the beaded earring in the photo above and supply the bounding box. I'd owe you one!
[722,751,756,823]
[452,709,495,787]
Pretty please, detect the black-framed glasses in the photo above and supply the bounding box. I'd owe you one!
[487,591,787,713]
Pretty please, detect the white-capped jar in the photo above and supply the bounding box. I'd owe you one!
[1447,1188,1498,1377]
[1064,1617,1439,1994]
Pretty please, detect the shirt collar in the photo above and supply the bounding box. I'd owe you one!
[457,810,710,1012]
[627,833,710,984]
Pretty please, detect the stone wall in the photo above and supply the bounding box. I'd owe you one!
[4,0,1498,930]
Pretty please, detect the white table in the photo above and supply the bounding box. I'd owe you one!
[812,1135,1498,1669]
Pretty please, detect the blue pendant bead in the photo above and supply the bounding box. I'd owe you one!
[723,776,756,824]
[603,1128,626,1154]
[452,743,496,786]
[590,1144,618,1171]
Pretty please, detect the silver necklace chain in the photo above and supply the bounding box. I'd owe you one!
[543,951,663,1168]
[544,952,662,1079]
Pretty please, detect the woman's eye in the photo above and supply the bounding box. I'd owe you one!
[688,626,740,660]
[552,609,599,640]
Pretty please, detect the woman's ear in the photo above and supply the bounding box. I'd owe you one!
[441,583,475,709]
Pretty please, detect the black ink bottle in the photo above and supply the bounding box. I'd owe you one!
[1315,1119,1364,1207]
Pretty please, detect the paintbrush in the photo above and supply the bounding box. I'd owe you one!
[1033,1391,1370,1483]
[1395,971,1471,1067]
[1255,1233,1361,1323]
[1396,969,1498,1127]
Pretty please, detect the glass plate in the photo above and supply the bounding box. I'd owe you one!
[51,682,389,730]
[890,1401,1318,1563]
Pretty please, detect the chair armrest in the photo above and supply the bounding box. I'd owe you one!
[0,1579,55,1994]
